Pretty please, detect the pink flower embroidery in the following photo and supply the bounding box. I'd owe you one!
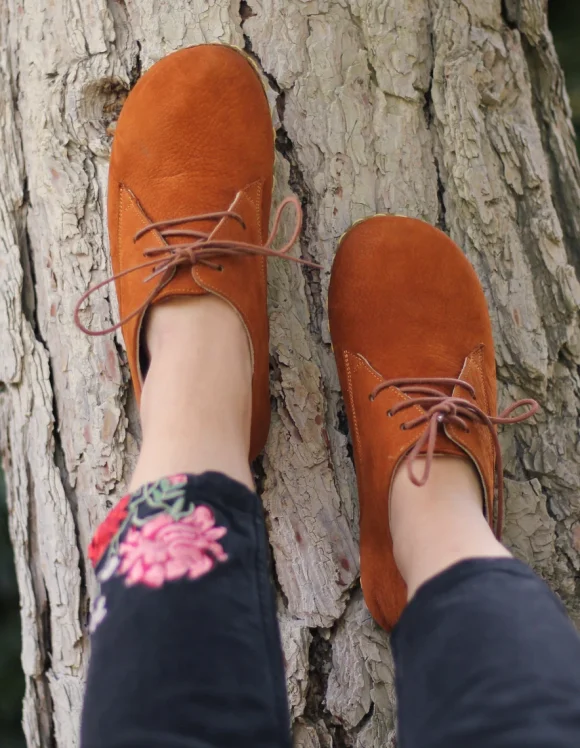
[117,506,228,588]
[169,474,187,485]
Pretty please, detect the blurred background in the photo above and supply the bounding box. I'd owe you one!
[0,3,579,746]
[551,2,580,144]
[0,469,24,748]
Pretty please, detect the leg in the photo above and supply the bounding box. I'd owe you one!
[391,456,510,599]
[391,457,580,748]
[80,298,291,748]
[131,296,254,492]
[327,215,580,747]
[75,43,312,748]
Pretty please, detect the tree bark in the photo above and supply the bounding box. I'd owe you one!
[1,1,579,746]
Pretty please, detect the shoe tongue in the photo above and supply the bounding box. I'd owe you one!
[402,381,466,459]
[399,382,454,415]
[151,188,259,306]
[164,186,258,248]
[139,177,243,248]
[161,212,237,249]
[417,382,454,398]
[424,431,466,459]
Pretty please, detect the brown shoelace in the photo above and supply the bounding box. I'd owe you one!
[74,195,320,336]
[369,377,540,537]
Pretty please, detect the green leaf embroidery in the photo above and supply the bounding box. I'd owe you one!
[100,475,192,564]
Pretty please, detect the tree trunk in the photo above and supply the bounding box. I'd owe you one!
[1,0,579,746]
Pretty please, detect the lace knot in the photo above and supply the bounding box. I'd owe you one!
[369,376,539,537]
[74,195,321,336]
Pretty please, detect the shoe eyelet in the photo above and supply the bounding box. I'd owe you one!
[400,424,407,431]
[368,394,375,402]
[387,410,393,417]
[217,265,224,272]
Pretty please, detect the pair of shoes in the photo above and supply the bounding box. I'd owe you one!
[75,45,538,630]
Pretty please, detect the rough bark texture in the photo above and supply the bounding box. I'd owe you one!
[1,1,579,746]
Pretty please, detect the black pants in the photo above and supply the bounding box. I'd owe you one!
[81,473,580,748]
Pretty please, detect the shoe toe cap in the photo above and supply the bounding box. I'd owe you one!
[109,44,274,218]
[328,215,495,379]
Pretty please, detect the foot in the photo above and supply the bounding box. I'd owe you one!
[390,455,511,600]
[328,215,538,630]
[75,44,315,461]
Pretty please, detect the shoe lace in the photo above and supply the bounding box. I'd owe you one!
[369,377,540,537]
[74,195,320,336]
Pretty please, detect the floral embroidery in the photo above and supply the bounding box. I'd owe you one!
[87,474,228,599]
[168,474,187,485]
[89,595,108,634]
[89,475,191,572]
[118,506,228,587]
[88,495,130,567]
[98,554,120,583]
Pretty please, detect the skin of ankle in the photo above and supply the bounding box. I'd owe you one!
[390,456,512,600]
[129,296,254,492]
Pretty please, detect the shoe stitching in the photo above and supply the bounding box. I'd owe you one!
[344,350,363,458]
[472,346,494,458]
[448,347,494,465]
[237,179,268,287]
[345,351,428,464]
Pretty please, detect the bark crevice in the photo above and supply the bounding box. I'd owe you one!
[26,462,57,748]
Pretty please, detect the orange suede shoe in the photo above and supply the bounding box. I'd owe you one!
[75,44,316,461]
[328,215,538,630]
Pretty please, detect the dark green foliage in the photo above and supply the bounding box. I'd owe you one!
[0,469,25,747]
[550,1,580,146]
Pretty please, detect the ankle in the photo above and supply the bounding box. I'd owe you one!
[131,295,255,492]
[390,456,511,599]
[146,295,252,374]
[141,295,252,428]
